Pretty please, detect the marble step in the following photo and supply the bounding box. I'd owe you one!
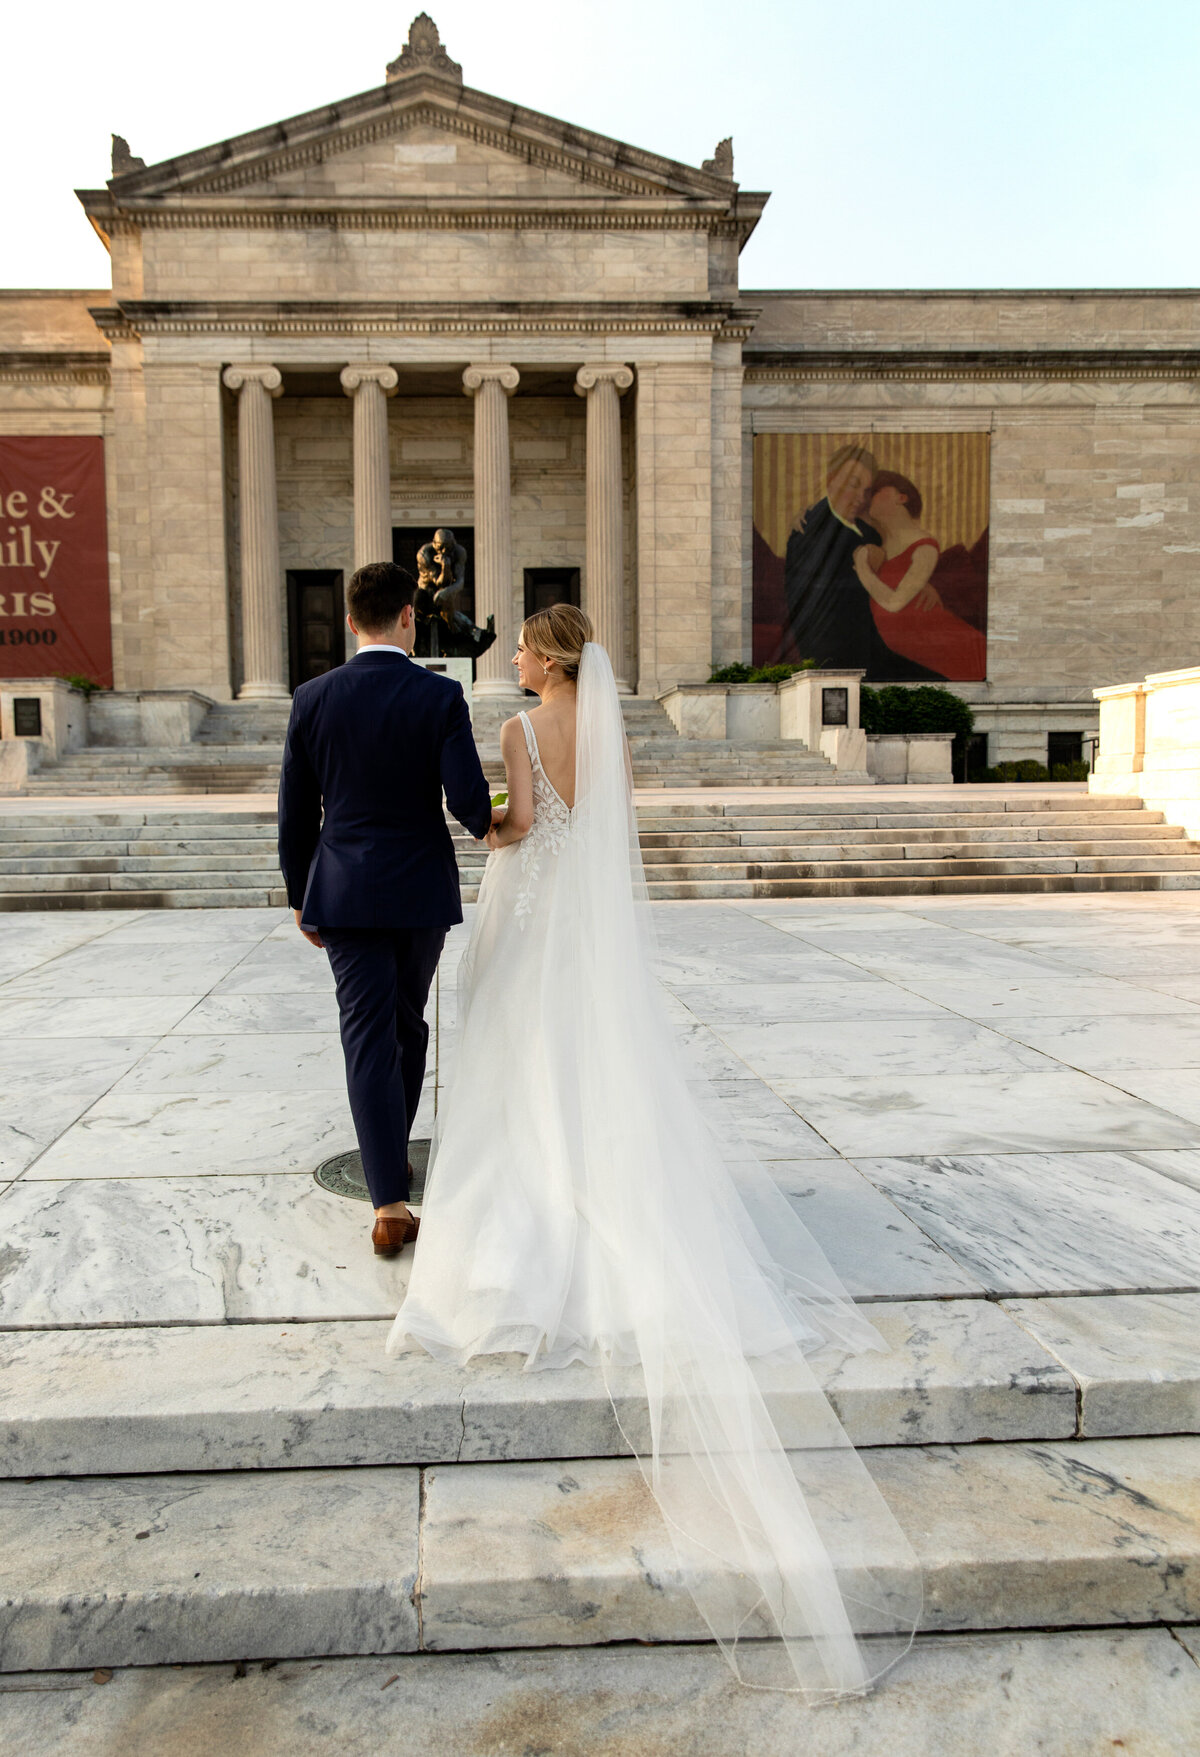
[638,825,1188,847]
[0,1300,1089,1479]
[6,1629,1197,1757]
[2,1436,1199,1671]
[634,855,1200,882]
[636,841,1200,865]
[642,873,1200,899]
[0,887,286,912]
[0,855,281,876]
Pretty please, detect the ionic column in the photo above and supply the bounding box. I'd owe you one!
[575,364,634,692]
[340,365,399,566]
[463,364,522,700]
[223,365,288,701]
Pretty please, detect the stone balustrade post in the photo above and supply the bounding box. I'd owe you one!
[340,365,399,568]
[223,365,289,701]
[575,365,634,692]
[463,364,522,700]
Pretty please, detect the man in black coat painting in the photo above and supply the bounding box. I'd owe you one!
[779,441,941,680]
[278,560,493,1258]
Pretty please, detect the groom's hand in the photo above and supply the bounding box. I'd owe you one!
[294,908,324,949]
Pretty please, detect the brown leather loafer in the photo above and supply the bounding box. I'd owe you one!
[371,1213,420,1257]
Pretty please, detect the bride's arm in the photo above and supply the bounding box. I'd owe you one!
[486,718,535,849]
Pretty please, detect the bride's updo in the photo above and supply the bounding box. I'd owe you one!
[520,603,594,680]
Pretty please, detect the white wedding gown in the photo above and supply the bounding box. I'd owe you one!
[388,643,921,1696]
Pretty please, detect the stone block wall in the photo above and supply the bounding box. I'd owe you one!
[742,291,1200,699]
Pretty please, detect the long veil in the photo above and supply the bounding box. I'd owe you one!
[564,643,919,1695]
[392,641,921,1696]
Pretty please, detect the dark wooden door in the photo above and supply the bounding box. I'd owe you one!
[523,567,581,618]
[287,570,346,691]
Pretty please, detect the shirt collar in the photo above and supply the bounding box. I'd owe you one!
[354,644,408,658]
[824,495,863,537]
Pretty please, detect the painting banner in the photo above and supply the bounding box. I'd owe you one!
[753,432,989,682]
[0,436,113,687]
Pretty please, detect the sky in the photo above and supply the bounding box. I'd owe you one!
[3,0,1197,291]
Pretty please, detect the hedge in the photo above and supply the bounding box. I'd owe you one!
[858,684,975,737]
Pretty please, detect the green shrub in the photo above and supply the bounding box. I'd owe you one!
[985,759,1051,783]
[859,684,975,737]
[57,673,106,696]
[708,660,817,685]
[1050,760,1091,782]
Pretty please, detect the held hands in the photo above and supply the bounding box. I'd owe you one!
[483,804,506,852]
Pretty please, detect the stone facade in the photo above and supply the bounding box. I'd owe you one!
[1,22,1197,758]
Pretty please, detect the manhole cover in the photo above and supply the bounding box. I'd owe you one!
[315,1140,430,1203]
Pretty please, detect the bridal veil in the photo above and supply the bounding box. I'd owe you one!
[389,641,921,1697]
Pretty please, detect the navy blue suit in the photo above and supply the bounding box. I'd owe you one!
[278,650,492,1206]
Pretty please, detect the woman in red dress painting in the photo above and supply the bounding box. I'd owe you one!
[852,472,986,681]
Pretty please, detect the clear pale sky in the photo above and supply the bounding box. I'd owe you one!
[4,0,1196,291]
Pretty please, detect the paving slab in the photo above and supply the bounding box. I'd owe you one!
[776,1068,1200,1157]
[852,1152,1200,1295]
[0,1176,401,1325]
[2,1631,1196,1757]
[0,1467,420,1672]
[1003,1293,1200,1436]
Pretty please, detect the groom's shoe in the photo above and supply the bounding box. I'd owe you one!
[372,1212,420,1257]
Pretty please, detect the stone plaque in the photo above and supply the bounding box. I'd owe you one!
[13,698,42,737]
[822,687,849,727]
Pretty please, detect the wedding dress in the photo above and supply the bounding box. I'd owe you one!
[388,642,921,1696]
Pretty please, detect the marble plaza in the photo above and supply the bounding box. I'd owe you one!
[3,890,1200,1749]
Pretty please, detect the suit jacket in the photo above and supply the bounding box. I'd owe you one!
[782,499,881,671]
[277,650,493,930]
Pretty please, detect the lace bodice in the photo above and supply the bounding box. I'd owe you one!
[513,710,572,923]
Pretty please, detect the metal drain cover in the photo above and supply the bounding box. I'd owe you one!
[315,1140,430,1203]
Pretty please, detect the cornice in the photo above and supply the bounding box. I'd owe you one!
[744,349,1200,382]
[94,299,741,339]
[0,352,110,386]
[92,204,747,239]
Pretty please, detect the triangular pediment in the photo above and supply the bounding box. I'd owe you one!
[83,71,745,215]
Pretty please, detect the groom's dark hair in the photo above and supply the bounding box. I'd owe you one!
[347,561,417,634]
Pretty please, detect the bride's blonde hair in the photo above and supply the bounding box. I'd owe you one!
[520,603,593,680]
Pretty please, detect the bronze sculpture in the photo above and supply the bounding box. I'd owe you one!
[413,527,497,660]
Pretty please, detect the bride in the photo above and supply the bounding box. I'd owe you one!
[388,604,920,1697]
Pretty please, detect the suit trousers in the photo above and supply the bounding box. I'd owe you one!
[322,926,447,1209]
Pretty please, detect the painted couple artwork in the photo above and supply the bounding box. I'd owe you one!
[753,432,990,683]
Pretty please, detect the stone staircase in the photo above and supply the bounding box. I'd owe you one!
[21,697,838,796]
[4,794,1200,911]
[1,1295,1198,1673]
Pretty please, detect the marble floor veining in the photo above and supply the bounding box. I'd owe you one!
[2,892,1200,1330]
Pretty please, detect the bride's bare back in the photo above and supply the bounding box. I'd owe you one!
[520,695,577,807]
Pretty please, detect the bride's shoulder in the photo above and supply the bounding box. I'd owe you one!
[499,713,531,748]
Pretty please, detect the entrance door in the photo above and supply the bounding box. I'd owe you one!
[524,567,581,619]
[287,571,346,691]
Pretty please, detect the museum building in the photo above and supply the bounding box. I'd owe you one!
[1,16,1198,770]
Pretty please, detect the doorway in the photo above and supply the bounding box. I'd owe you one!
[524,567,581,619]
[287,570,345,691]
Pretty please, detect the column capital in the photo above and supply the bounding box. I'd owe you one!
[340,364,399,396]
[222,365,283,397]
[463,364,520,397]
[575,364,634,398]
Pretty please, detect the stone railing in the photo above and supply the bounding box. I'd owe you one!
[658,669,872,781]
[0,676,87,791]
[1090,665,1200,836]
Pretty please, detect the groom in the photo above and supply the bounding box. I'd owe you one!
[278,560,494,1258]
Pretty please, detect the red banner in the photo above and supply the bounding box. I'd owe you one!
[0,437,113,687]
